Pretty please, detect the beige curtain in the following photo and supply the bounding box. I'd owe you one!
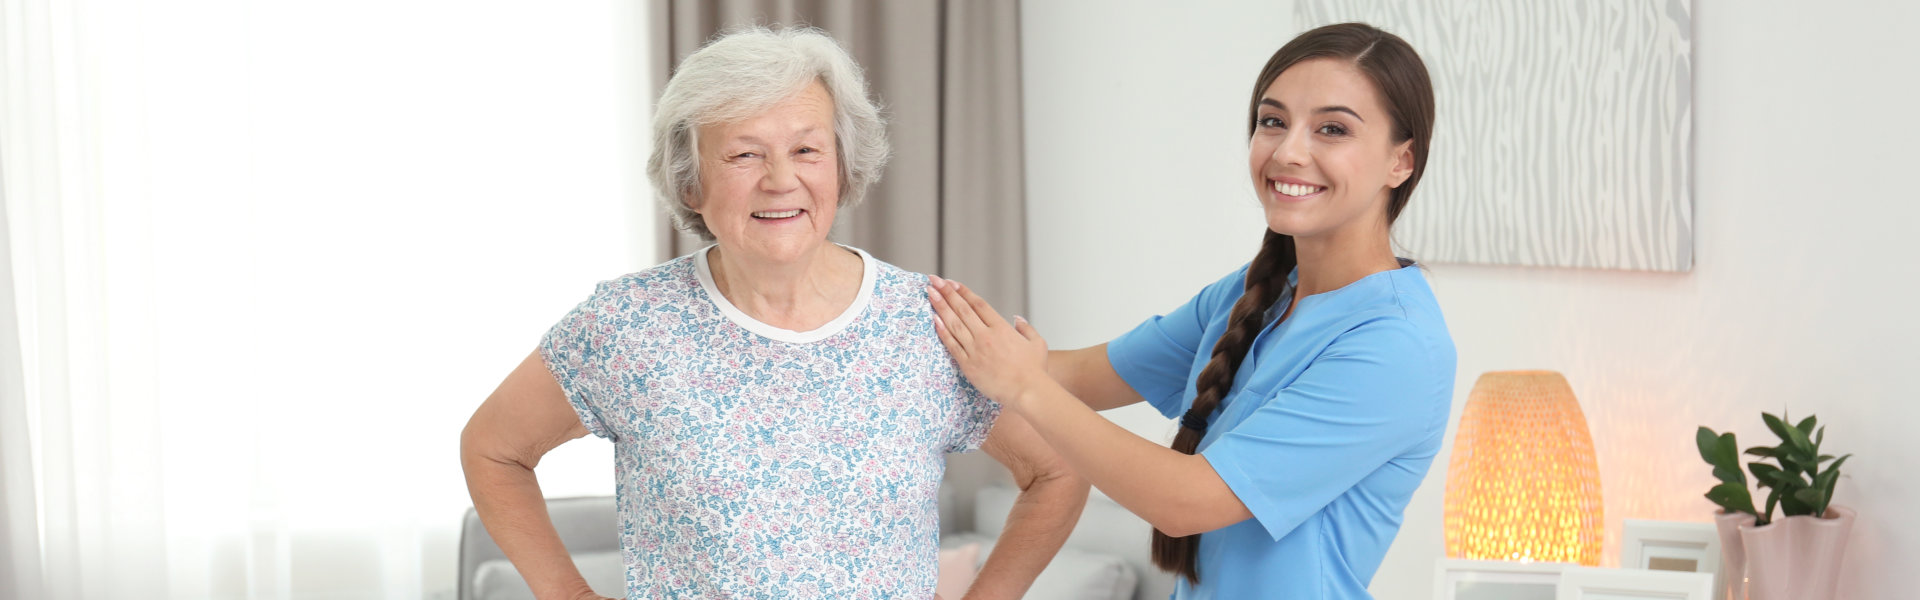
[649,0,1027,531]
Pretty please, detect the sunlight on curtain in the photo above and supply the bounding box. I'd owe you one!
[3,1,653,597]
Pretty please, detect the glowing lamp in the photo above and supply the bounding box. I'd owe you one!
[1444,370,1603,565]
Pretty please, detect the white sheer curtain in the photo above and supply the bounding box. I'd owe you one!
[2,1,651,598]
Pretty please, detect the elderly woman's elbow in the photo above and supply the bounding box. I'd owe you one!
[1046,467,1091,497]
[460,405,523,471]
[459,414,495,469]
[1023,467,1090,514]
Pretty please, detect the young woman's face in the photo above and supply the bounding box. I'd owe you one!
[694,81,842,263]
[1247,58,1414,242]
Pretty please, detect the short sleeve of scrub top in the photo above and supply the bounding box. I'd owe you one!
[1104,268,1250,419]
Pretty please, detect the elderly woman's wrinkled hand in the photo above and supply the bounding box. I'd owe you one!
[926,275,1049,406]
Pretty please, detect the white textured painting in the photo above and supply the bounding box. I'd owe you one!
[1299,0,1694,272]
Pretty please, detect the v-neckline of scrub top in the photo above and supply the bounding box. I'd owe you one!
[1218,258,1420,424]
[1253,258,1417,346]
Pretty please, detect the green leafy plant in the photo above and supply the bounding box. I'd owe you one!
[1696,412,1850,525]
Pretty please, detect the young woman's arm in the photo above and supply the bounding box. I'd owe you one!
[460,350,609,600]
[1045,345,1145,412]
[930,282,1254,537]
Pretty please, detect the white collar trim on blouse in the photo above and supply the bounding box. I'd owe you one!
[693,244,877,344]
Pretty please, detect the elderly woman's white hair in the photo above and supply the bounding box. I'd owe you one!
[648,26,891,241]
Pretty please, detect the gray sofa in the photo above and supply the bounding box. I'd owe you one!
[459,488,1173,600]
[458,497,624,600]
[943,486,1173,600]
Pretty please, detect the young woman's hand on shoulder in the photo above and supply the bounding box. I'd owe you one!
[926,275,1050,407]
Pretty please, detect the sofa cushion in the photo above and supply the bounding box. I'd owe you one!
[937,542,983,599]
[472,551,624,600]
[940,534,1137,600]
[972,486,1174,600]
[1020,546,1139,600]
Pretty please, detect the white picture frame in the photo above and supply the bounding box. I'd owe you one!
[1620,519,1723,596]
[1435,558,1570,600]
[1557,566,1714,600]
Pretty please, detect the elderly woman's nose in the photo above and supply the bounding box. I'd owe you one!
[760,155,802,191]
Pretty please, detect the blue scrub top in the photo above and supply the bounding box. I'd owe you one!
[1107,261,1456,600]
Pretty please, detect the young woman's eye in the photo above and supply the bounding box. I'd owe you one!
[1259,116,1286,129]
[1317,123,1349,136]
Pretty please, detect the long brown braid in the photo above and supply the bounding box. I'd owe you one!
[1150,230,1294,582]
[1149,22,1434,585]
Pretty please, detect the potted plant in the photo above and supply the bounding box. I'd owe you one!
[1697,413,1854,600]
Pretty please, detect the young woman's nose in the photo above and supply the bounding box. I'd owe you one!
[1272,128,1310,167]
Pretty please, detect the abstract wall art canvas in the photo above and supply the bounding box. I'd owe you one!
[1298,0,1694,271]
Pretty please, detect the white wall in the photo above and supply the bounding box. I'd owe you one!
[1022,1,1920,599]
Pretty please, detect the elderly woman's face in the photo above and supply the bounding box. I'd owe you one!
[694,82,841,263]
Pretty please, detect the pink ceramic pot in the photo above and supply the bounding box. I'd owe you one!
[1714,510,1754,600]
[1738,505,1855,600]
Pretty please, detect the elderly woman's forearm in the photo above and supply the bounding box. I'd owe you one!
[964,472,1089,600]
[461,433,598,600]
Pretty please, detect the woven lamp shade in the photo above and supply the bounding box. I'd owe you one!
[1444,370,1604,565]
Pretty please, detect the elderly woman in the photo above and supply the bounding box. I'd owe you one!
[460,27,1087,600]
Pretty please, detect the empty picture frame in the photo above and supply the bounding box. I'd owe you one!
[1620,519,1723,595]
[1557,566,1714,600]
[1435,558,1569,600]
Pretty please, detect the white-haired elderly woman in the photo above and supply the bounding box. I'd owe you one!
[462,27,1088,600]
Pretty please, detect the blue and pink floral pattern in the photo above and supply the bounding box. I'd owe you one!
[540,248,997,598]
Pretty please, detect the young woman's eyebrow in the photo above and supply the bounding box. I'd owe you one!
[1260,98,1366,122]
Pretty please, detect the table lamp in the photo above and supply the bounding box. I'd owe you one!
[1444,370,1604,565]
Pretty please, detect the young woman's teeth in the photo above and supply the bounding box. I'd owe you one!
[1273,181,1324,197]
[753,209,802,219]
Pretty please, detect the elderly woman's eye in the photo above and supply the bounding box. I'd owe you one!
[796,147,817,154]
[732,152,758,159]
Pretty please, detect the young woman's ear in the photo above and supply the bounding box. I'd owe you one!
[1386,140,1415,189]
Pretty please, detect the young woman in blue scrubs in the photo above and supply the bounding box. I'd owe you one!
[927,23,1453,599]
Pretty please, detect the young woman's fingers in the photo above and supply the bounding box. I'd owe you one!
[928,285,975,350]
[1013,315,1042,343]
[941,280,992,334]
[954,282,1011,329]
[931,309,967,361]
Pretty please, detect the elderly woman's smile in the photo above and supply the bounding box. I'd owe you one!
[694,81,842,264]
